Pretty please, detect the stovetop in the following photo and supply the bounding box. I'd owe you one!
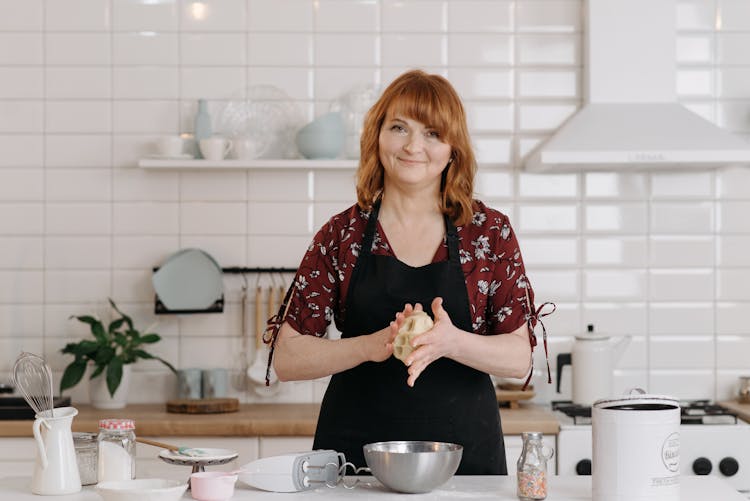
[552,399,740,426]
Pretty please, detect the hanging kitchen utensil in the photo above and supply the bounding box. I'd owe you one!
[231,274,251,392]
[152,248,224,313]
[246,285,267,385]
[12,352,54,424]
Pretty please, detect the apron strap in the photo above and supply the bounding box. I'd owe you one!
[360,201,380,259]
[341,201,381,326]
[444,215,461,267]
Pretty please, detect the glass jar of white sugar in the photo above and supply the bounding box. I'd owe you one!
[72,432,98,485]
[97,418,136,482]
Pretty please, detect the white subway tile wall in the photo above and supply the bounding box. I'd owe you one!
[0,0,748,405]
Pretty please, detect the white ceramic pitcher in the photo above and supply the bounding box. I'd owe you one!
[31,406,81,495]
[557,325,631,405]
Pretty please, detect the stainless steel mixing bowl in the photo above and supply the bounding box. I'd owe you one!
[362,441,463,493]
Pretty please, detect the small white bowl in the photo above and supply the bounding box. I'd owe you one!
[96,478,187,501]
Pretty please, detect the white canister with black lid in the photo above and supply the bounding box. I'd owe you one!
[592,388,680,501]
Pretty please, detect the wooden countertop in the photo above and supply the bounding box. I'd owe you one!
[0,403,559,437]
[500,403,560,434]
[720,400,750,423]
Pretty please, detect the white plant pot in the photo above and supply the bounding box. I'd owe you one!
[89,365,132,409]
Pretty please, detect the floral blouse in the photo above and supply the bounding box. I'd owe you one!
[285,200,536,338]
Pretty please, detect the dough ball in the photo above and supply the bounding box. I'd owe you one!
[392,311,434,363]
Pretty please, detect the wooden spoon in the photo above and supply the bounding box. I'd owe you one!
[246,285,266,384]
[136,437,207,457]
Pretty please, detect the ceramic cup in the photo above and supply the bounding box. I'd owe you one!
[201,368,228,399]
[232,136,263,160]
[157,135,184,157]
[199,137,233,161]
[177,368,202,399]
[190,472,237,501]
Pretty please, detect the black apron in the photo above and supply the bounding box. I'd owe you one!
[312,201,506,475]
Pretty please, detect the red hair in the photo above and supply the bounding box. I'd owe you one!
[356,70,477,226]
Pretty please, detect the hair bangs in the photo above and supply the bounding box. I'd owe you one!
[387,81,458,144]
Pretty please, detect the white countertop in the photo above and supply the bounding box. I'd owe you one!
[0,475,745,501]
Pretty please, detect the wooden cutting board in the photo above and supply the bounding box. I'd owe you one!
[719,400,750,423]
[166,398,240,414]
[496,385,535,409]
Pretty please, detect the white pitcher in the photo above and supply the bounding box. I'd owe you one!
[557,325,631,405]
[31,406,81,495]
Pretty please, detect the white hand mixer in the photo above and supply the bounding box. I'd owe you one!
[236,450,370,492]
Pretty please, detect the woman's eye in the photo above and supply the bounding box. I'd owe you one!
[426,130,440,139]
[390,124,406,133]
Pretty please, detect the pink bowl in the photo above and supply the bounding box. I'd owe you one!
[190,472,237,501]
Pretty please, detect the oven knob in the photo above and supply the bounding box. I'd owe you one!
[719,457,739,477]
[692,457,712,475]
[576,459,592,476]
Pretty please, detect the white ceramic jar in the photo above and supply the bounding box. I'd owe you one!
[592,389,680,501]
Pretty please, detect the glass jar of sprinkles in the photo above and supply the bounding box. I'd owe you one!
[516,431,554,500]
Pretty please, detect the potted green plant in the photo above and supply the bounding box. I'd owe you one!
[60,298,177,409]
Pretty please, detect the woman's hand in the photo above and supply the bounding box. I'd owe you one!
[369,303,423,363]
[404,297,458,387]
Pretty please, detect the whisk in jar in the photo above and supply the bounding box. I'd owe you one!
[12,352,55,424]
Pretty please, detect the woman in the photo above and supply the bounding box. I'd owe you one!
[270,70,538,475]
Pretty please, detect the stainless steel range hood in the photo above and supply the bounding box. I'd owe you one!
[524,0,750,172]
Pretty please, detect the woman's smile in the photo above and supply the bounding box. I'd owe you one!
[397,156,427,166]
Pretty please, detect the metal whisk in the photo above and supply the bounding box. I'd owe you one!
[12,352,55,420]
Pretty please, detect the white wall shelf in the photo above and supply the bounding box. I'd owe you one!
[137,158,358,170]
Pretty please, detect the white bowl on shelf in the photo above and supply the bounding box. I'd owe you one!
[96,479,187,501]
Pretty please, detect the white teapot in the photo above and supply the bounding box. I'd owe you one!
[556,325,631,406]
[31,406,81,495]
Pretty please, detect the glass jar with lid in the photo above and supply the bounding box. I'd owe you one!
[516,431,554,501]
[72,432,98,485]
[97,418,136,482]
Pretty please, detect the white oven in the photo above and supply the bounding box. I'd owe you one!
[554,401,750,497]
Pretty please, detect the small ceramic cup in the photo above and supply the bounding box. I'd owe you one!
[232,136,262,160]
[201,368,228,399]
[190,472,237,501]
[177,368,202,399]
[199,136,233,161]
[156,135,184,157]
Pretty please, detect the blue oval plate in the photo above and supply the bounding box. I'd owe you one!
[152,249,223,311]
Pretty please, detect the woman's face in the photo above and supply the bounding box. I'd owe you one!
[378,110,452,190]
